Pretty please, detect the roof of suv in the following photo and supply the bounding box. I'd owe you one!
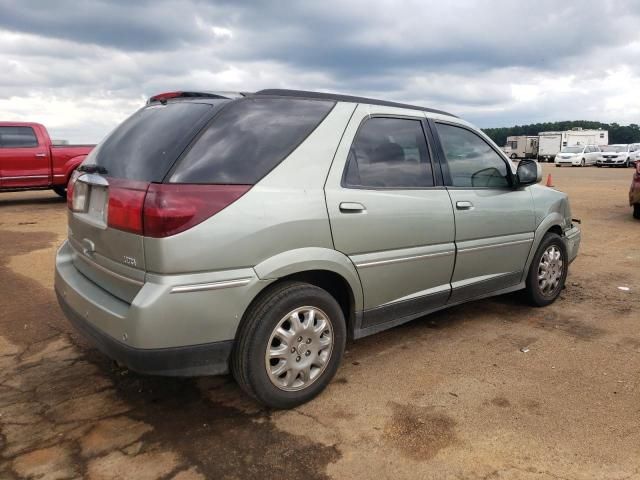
[254,89,457,118]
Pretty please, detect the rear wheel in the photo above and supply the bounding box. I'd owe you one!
[633,204,640,220]
[232,281,346,409]
[525,233,568,307]
[52,186,66,198]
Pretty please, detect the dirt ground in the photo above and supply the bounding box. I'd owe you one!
[0,164,638,480]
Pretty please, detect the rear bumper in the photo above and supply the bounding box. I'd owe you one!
[564,224,581,264]
[57,292,233,376]
[55,240,272,376]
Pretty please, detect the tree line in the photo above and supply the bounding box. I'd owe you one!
[482,121,640,147]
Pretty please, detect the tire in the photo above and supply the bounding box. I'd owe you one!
[596,164,602,168]
[580,158,585,167]
[525,232,568,307]
[633,204,640,220]
[231,281,346,409]
[52,186,66,198]
[555,164,561,168]
[510,153,517,159]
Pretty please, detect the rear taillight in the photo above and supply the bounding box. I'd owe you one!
[104,181,250,237]
[106,179,150,235]
[66,170,82,209]
[143,184,251,238]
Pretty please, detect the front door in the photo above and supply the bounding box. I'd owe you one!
[0,126,50,188]
[432,121,536,303]
[325,106,455,331]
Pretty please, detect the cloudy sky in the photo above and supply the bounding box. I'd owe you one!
[1,0,639,143]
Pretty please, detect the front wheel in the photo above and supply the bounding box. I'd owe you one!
[231,281,346,409]
[633,204,640,220]
[52,186,66,198]
[525,233,568,307]
[510,153,517,159]
[580,158,585,167]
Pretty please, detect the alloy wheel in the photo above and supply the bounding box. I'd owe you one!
[265,306,334,391]
[538,245,564,296]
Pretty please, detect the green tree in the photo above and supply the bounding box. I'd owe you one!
[483,121,640,146]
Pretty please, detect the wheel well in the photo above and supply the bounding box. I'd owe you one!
[264,270,355,333]
[547,225,563,237]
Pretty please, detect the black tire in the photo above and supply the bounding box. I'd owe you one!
[555,164,561,168]
[633,204,640,220]
[231,281,346,409]
[525,232,568,307]
[596,164,602,168]
[580,158,585,167]
[510,153,517,159]
[52,186,66,198]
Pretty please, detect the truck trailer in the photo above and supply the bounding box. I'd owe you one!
[504,135,538,159]
[538,128,608,162]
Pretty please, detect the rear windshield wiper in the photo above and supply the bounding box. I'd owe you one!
[78,164,108,174]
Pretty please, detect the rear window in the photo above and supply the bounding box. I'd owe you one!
[0,126,38,147]
[169,97,335,184]
[88,101,223,181]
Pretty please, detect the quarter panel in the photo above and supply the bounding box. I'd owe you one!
[144,103,356,274]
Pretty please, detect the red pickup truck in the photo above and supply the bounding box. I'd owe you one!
[0,122,94,197]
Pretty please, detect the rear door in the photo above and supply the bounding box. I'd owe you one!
[325,105,455,330]
[431,120,535,303]
[67,101,219,303]
[0,126,50,188]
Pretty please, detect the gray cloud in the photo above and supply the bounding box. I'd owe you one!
[1,0,639,143]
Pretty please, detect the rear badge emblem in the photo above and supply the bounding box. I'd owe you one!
[123,256,137,267]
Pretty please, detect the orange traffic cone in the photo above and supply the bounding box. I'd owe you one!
[546,174,554,187]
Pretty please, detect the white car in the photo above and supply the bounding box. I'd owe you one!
[597,144,640,168]
[554,145,601,167]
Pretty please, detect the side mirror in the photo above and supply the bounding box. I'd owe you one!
[516,159,541,186]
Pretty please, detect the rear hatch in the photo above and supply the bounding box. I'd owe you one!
[67,94,336,303]
[67,100,226,303]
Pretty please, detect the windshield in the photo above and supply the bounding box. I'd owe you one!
[561,146,583,153]
[84,101,227,181]
[601,145,626,153]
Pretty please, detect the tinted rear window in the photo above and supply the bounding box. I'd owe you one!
[170,97,335,184]
[0,126,38,147]
[89,101,223,181]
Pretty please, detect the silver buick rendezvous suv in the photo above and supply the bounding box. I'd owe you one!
[55,89,581,408]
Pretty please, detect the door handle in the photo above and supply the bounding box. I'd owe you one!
[456,201,474,210]
[339,202,366,213]
[35,153,46,157]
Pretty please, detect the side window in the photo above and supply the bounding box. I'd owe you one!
[343,117,434,188]
[0,127,38,148]
[435,123,510,188]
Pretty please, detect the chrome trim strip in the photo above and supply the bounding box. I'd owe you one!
[457,239,531,254]
[355,250,455,269]
[170,277,252,294]
[379,284,450,307]
[1,175,49,180]
[78,173,109,186]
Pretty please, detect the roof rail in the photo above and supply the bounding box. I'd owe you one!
[254,89,457,118]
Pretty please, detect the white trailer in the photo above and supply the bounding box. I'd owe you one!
[504,135,538,159]
[538,132,563,162]
[538,128,608,162]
